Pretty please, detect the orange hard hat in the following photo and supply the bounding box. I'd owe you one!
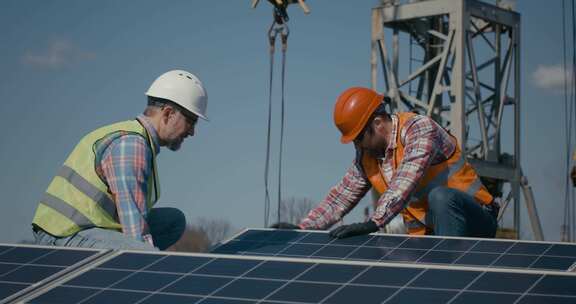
[333,87,384,144]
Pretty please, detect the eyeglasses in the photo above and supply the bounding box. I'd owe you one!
[176,109,198,126]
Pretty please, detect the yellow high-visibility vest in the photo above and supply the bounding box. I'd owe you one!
[32,119,160,237]
[362,112,493,235]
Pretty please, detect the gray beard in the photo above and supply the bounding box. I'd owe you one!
[167,139,182,151]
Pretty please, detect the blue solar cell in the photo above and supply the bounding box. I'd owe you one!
[324,285,397,304]
[80,290,148,304]
[98,253,162,270]
[1,265,62,283]
[530,256,576,271]
[530,275,576,296]
[265,230,303,243]
[33,250,96,267]
[471,240,513,253]
[0,246,12,255]
[434,238,477,251]
[418,250,462,264]
[277,243,322,256]
[311,245,356,258]
[139,294,202,304]
[0,246,103,302]
[111,272,181,291]
[0,247,53,264]
[214,278,284,299]
[399,237,441,249]
[492,254,538,268]
[201,298,257,304]
[0,262,20,276]
[468,272,540,293]
[409,269,480,289]
[212,240,258,254]
[245,242,289,255]
[386,288,458,304]
[383,248,427,262]
[244,260,311,280]
[27,286,98,304]
[267,282,339,303]
[237,230,276,241]
[451,292,520,304]
[64,269,132,288]
[547,244,576,258]
[365,235,405,247]
[346,247,391,260]
[517,295,576,304]
[454,252,499,266]
[299,232,333,244]
[144,255,212,273]
[194,258,261,276]
[508,243,550,255]
[297,264,367,283]
[164,274,232,295]
[0,282,27,299]
[352,266,423,286]
[331,234,373,246]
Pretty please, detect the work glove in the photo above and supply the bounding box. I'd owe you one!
[329,220,379,239]
[270,222,300,229]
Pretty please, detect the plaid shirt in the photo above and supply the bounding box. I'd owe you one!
[299,114,456,229]
[94,115,160,246]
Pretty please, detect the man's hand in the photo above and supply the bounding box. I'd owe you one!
[270,222,300,229]
[329,221,378,239]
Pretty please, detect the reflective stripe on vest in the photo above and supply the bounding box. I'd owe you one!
[40,193,95,230]
[362,112,493,235]
[32,119,159,237]
[55,165,119,221]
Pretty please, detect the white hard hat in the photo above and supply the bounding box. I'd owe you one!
[146,70,208,120]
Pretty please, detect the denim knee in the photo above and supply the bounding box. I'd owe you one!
[428,187,459,212]
[172,209,186,236]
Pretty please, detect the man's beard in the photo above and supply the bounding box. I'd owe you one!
[167,137,183,151]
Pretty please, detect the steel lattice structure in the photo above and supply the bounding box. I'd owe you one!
[370,0,543,240]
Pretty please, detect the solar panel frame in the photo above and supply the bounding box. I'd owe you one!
[20,250,576,304]
[0,243,109,304]
[211,228,576,273]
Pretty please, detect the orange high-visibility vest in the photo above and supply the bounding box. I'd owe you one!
[361,112,493,235]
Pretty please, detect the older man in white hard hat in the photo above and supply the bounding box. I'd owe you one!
[31,70,208,250]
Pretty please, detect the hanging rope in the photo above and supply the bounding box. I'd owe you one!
[264,11,289,227]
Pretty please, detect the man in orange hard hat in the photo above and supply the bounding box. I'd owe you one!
[273,87,498,238]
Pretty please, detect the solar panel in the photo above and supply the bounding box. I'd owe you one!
[0,244,106,304]
[211,229,576,272]
[21,251,576,304]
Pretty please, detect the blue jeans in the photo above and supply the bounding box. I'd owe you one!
[427,186,497,237]
[33,207,186,251]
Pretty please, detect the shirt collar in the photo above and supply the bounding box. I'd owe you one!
[136,114,161,155]
[387,114,399,151]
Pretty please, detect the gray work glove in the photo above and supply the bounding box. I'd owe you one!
[329,221,378,239]
[270,222,300,229]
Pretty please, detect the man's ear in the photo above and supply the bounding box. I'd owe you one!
[160,106,174,123]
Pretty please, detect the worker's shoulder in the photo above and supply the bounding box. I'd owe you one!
[97,130,149,155]
[400,112,436,129]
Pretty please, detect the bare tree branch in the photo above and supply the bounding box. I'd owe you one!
[278,197,315,224]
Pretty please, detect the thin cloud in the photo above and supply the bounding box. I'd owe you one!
[531,64,573,92]
[21,39,95,69]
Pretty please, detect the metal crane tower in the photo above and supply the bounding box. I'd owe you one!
[370,0,544,240]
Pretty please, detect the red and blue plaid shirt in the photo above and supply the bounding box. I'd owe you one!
[299,114,456,229]
[94,115,160,246]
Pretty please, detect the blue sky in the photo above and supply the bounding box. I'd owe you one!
[0,0,572,243]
